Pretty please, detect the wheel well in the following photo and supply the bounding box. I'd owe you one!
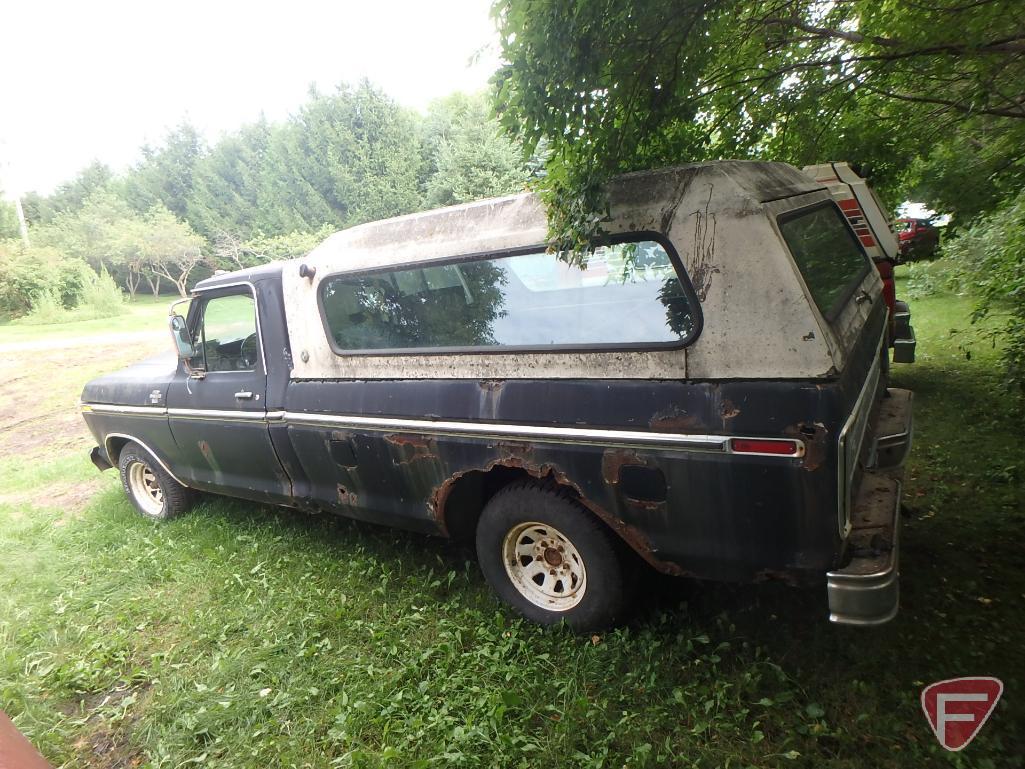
[105,435,131,464]
[437,464,668,574]
[441,465,592,542]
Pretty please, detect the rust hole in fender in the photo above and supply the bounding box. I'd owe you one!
[785,421,827,471]
[336,484,358,506]
[430,455,685,576]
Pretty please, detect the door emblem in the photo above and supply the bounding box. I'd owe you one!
[149,390,163,404]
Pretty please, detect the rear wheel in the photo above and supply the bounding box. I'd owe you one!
[118,442,192,520]
[475,481,632,631]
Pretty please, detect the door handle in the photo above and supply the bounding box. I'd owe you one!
[854,290,873,305]
[234,391,254,400]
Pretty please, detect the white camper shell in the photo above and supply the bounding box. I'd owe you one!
[284,162,882,383]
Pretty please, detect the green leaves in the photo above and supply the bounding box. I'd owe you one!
[492,0,1025,250]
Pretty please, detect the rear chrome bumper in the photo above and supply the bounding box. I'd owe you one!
[827,387,912,626]
[827,474,901,625]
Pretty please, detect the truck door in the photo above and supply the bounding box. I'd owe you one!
[166,287,290,503]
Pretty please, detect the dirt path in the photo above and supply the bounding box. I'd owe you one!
[0,335,170,487]
[0,329,164,354]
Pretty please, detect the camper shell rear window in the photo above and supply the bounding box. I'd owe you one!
[778,203,872,320]
[318,235,701,355]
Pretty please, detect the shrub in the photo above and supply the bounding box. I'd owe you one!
[944,190,1025,392]
[79,266,125,318]
[0,241,87,317]
[6,252,127,326]
[22,287,70,324]
[903,258,959,300]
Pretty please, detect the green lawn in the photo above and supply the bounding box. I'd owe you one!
[0,296,173,345]
[1,275,1022,768]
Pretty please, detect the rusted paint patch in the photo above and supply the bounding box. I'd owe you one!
[649,407,703,432]
[384,433,436,465]
[784,421,828,471]
[336,484,358,506]
[720,399,741,421]
[197,440,221,472]
[624,497,668,514]
[601,447,645,485]
[492,441,533,459]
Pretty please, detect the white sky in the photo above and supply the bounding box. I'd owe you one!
[0,0,501,196]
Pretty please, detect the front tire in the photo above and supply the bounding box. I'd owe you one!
[475,481,631,632]
[118,442,192,520]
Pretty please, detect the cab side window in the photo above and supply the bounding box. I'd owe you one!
[195,293,259,372]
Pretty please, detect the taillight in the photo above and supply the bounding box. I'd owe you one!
[730,438,801,456]
[874,258,897,317]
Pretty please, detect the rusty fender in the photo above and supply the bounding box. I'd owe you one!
[429,445,687,577]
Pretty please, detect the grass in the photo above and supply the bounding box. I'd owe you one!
[0,296,172,345]
[1,270,1023,768]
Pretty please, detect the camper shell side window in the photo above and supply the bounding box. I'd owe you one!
[778,202,873,321]
[317,234,702,356]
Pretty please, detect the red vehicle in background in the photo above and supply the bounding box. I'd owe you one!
[895,218,940,260]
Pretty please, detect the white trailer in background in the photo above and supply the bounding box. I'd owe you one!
[802,162,900,262]
[802,162,915,363]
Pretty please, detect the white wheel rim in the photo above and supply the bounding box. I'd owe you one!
[128,461,164,516]
[502,522,587,611]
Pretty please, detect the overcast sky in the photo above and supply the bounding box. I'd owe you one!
[0,0,501,197]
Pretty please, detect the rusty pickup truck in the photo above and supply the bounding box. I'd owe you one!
[80,161,914,631]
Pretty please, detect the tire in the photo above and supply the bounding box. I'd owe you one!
[475,481,632,632]
[117,442,192,520]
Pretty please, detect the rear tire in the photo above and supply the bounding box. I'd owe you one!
[475,481,631,632]
[118,442,192,520]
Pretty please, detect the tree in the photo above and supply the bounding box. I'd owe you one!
[34,189,133,267]
[423,93,527,206]
[123,123,205,221]
[138,206,207,297]
[0,195,20,240]
[285,81,426,228]
[186,119,277,240]
[492,0,1025,248]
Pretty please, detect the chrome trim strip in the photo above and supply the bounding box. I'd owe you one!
[86,404,167,416]
[82,402,805,457]
[282,411,805,456]
[166,407,268,421]
[284,411,725,450]
[102,432,191,488]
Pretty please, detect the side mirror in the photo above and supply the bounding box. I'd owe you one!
[170,314,196,360]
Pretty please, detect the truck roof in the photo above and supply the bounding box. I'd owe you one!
[194,261,284,293]
[299,161,823,275]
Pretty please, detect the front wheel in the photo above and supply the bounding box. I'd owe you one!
[475,481,632,632]
[118,442,192,520]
